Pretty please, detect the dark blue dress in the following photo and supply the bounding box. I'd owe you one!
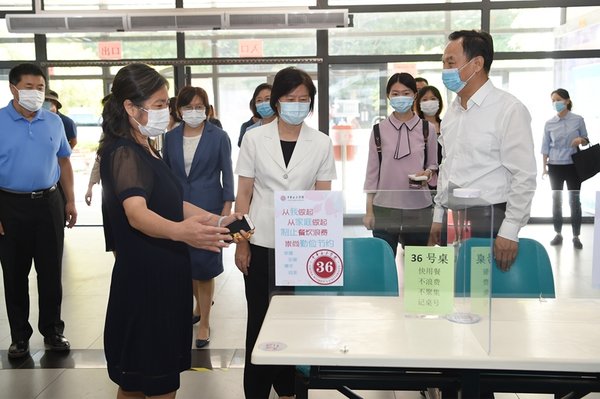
[100,138,192,396]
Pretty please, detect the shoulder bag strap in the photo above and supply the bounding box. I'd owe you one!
[422,119,429,170]
[373,123,382,187]
[373,123,382,166]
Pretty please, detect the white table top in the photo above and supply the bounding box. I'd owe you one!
[252,295,600,373]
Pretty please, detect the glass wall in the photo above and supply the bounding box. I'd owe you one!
[0,18,35,60]
[329,0,480,4]
[184,0,315,7]
[40,0,316,8]
[42,0,175,10]
[47,32,178,60]
[0,0,30,11]
[329,11,480,56]
[185,30,316,58]
[1,0,598,224]
[328,56,600,215]
[490,7,600,52]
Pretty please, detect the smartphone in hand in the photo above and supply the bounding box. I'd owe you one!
[225,214,255,242]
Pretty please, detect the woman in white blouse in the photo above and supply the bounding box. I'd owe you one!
[235,67,337,399]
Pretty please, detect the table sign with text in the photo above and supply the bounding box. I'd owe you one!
[274,191,344,286]
[404,246,455,315]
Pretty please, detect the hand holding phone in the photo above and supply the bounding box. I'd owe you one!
[225,214,255,242]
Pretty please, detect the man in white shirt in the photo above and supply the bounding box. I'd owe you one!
[429,30,537,271]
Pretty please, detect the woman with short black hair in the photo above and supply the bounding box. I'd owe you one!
[235,66,336,399]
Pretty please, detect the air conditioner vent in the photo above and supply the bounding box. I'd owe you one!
[5,8,348,33]
[175,14,222,30]
[129,15,177,30]
[67,16,125,31]
[288,11,347,28]
[228,13,286,28]
[7,16,67,32]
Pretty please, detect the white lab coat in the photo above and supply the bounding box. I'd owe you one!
[235,118,337,248]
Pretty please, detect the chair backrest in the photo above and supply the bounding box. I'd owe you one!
[295,237,399,296]
[455,237,555,298]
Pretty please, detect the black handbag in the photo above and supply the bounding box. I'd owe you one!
[571,143,600,182]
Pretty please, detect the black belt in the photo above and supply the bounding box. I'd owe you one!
[0,184,57,199]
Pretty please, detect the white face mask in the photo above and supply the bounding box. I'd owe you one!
[420,100,440,116]
[16,88,45,112]
[182,109,206,128]
[136,107,170,137]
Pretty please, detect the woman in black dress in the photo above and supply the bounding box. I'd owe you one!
[98,63,237,399]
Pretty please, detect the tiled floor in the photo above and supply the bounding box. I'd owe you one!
[0,223,599,399]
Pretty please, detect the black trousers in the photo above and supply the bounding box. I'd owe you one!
[548,164,582,236]
[243,244,295,399]
[372,205,433,257]
[463,202,506,239]
[0,188,65,342]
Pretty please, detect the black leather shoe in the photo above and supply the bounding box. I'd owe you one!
[8,340,30,359]
[192,314,201,324]
[550,234,563,246]
[573,237,583,250]
[44,334,70,351]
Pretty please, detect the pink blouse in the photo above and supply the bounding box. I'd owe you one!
[363,113,438,210]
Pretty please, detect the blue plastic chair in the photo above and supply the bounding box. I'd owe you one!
[295,237,399,296]
[455,237,555,298]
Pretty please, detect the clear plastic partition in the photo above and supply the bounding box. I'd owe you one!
[269,188,600,357]
[270,188,493,354]
[486,189,600,359]
[442,187,494,354]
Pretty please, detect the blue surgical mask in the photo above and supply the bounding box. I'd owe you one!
[553,101,566,113]
[389,96,414,113]
[278,101,310,125]
[256,102,275,118]
[442,59,475,93]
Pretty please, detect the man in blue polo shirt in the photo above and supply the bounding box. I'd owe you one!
[0,63,77,359]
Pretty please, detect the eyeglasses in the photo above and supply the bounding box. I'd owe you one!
[138,105,167,112]
[181,105,206,112]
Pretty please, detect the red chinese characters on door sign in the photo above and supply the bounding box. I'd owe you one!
[239,39,263,58]
[98,41,123,60]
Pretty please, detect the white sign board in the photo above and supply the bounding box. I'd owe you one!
[274,191,344,286]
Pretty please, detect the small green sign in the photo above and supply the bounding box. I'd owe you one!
[470,246,492,298]
[470,246,492,315]
[404,246,455,315]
